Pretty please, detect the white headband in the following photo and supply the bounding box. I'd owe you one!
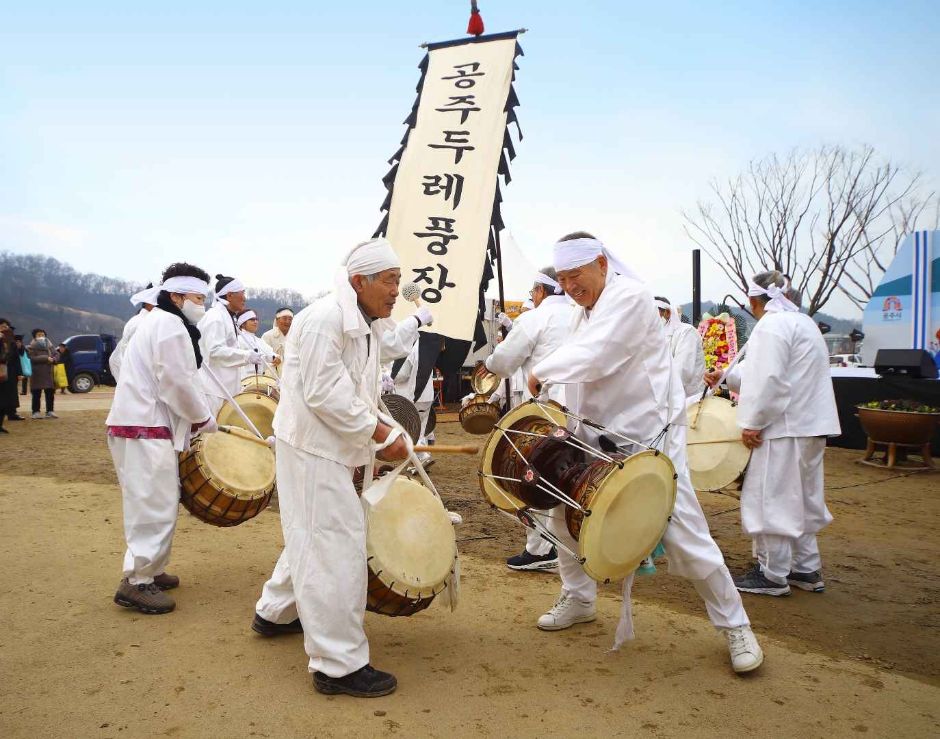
[275,309,294,319]
[236,310,257,328]
[533,271,562,294]
[654,298,681,328]
[344,237,400,276]
[130,285,161,307]
[747,278,799,313]
[161,276,211,296]
[552,238,643,283]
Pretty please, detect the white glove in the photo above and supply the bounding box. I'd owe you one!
[249,349,264,367]
[381,373,395,394]
[497,312,513,330]
[414,306,434,327]
[198,416,218,434]
[460,393,475,409]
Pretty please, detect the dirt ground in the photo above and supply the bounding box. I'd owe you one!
[1,393,938,738]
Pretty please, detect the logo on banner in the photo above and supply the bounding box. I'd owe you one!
[882,296,903,321]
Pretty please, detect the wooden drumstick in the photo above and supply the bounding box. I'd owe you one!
[219,425,272,447]
[414,444,478,454]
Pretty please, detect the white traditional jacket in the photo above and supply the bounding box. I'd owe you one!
[273,297,418,467]
[238,331,278,381]
[486,294,573,404]
[109,308,148,382]
[533,274,687,446]
[198,302,252,400]
[729,311,840,439]
[666,321,706,399]
[105,308,212,451]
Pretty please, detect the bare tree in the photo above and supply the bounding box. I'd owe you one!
[682,144,925,315]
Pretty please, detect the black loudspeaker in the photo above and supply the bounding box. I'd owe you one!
[874,349,939,379]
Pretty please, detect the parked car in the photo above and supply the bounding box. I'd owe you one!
[62,334,117,393]
[830,353,863,368]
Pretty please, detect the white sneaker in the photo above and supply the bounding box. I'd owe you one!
[31,412,43,420]
[537,593,596,631]
[725,625,763,673]
[45,411,59,419]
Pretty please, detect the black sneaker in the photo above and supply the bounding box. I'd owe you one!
[787,570,825,592]
[733,565,791,596]
[251,613,304,636]
[507,547,559,572]
[313,664,397,698]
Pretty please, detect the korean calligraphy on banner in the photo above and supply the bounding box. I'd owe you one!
[380,33,521,342]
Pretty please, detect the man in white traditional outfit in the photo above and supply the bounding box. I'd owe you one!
[485,268,573,572]
[197,274,271,415]
[392,337,437,468]
[655,296,705,400]
[252,238,427,699]
[527,232,763,674]
[705,270,840,596]
[106,263,217,615]
[236,309,281,380]
[261,307,294,368]
[489,299,534,410]
[109,282,159,382]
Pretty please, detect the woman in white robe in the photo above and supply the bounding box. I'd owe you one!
[105,267,216,615]
[236,310,280,381]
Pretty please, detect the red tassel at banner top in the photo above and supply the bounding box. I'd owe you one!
[467,0,484,36]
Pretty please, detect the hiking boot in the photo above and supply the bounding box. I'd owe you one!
[787,570,825,592]
[508,547,559,572]
[114,578,175,614]
[537,593,596,631]
[313,664,397,698]
[153,572,179,590]
[725,625,764,673]
[251,613,304,637]
[733,565,791,596]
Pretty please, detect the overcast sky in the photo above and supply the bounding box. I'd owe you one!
[2,1,938,317]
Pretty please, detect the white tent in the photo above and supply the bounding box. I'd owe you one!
[485,230,538,305]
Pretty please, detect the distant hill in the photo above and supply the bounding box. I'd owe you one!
[679,300,861,340]
[0,252,310,342]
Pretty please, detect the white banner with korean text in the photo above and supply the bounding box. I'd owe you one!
[386,36,518,341]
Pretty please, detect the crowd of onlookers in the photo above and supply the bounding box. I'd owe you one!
[0,317,71,434]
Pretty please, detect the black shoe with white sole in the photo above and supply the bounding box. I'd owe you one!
[313,664,397,698]
[787,570,825,592]
[507,547,559,572]
[251,614,304,636]
[733,565,791,596]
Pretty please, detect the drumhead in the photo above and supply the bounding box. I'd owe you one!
[197,431,276,498]
[241,374,278,391]
[367,478,456,600]
[686,396,751,492]
[217,392,278,439]
[578,451,676,583]
[381,393,422,444]
[479,399,567,512]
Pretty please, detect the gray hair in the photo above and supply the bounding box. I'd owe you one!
[751,270,786,306]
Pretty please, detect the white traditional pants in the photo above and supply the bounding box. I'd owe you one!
[526,510,554,556]
[255,441,369,678]
[548,425,749,630]
[742,436,830,584]
[416,400,432,446]
[108,436,180,586]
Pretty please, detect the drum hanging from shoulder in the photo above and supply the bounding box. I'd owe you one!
[240,374,279,402]
[217,391,278,439]
[686,396,751,492]
[365,477,457,616]
[459,395,500,435]
[179,431,275,526]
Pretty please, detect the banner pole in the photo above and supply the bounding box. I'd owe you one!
[493,227,512,409]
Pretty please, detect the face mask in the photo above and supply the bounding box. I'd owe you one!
[181,300,206,324]
[36,337,48,346]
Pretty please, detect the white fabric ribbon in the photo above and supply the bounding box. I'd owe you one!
[747,278,799,313]
[552,237,644,284]
[334,237,401,334]
[275,308,294,319]
[161,276,211,297]
[236,310,257,328]
[130,285,161,307]
[533,271,562,294]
